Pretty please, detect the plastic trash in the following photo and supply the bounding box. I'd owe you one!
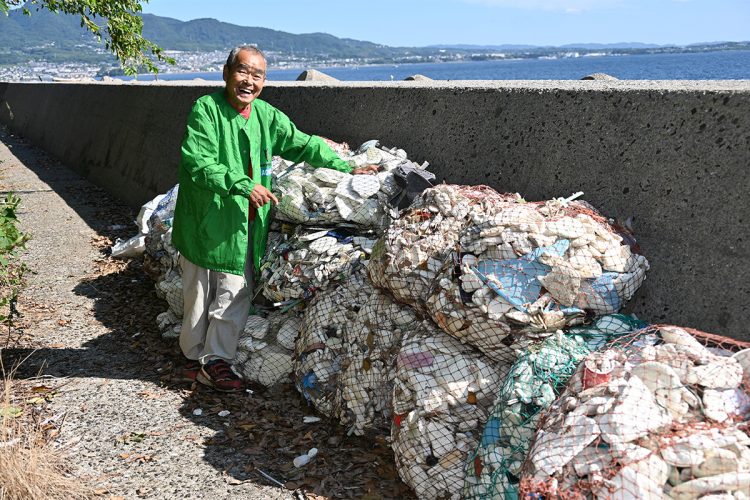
[423,189,649,363]
[273,140,429,229]
[337,287,422,435]
[519,325,750,499]
[368,184,514,312]
[293,269,373,417]
[390,321,507,500]
[111,234,146,258]
[293,447,319,468]
[463,314,648,500]
[232,309,302,388]
[260,225,375,304]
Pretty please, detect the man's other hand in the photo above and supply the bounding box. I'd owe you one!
[249,184,279,208]
[351,165,380,175]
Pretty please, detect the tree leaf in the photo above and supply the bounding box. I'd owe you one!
[0,406,22,418]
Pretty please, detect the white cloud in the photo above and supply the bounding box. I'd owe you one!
[461,0,624,11]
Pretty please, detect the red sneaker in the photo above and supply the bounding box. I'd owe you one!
[196,360,243,393]
[174,360,201,383]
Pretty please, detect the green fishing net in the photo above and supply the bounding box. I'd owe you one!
[463,314,648,499]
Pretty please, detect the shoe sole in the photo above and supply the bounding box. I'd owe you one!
[196,370,243,393]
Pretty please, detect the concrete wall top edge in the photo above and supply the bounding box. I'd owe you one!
[3,80,749,92]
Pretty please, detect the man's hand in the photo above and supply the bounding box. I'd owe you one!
[351,165,380,175]
[249,184,279,208]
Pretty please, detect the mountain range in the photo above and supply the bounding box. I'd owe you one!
[0,6,747,69]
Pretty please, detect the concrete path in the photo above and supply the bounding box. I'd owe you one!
[0,128,302,499]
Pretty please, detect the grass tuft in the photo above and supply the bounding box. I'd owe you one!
[1,359,92,500]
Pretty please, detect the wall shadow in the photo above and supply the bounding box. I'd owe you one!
[2,251,411,499]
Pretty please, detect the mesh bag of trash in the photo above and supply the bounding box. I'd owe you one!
[293,269,373,418]
[141,185,183,338]
[274,140,429,229]
[259,225,377,305]
[424,193,650,362]
[110,192,167,258]
[368,184,514,312]
[391,321,508,500]
[233,308,302,388]
[463,314,648,500]
[518,324,750,499]
[336,288,423,436]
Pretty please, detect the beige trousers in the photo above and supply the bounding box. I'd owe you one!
[179,243,253,364]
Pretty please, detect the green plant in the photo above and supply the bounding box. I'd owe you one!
[0,0,173,75]
[0,193,29,325]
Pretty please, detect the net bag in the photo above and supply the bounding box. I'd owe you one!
[337,288,422,436]
[463,314,648,500]
[519,325,750,499]
[391,321,508,500]
[232,308,302,388]
[368,184,514,311]
[274,140,429,229]
[424,193,650,362]
[142,185,183,338]
[259,226,376,304]
[293,269,372,418]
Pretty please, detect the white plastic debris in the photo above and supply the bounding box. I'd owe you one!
[111,234,146,258]
[519,325,750,499]
[110,192,166,258]
[192,408,203,416]
[421,188,649,362]
[260,227,376,304]
[141,185,183,338]
[218,410,230,417]
[337,287,422,435]
[293,270,373,418]
[232,309,302,388]
[293,447,319,468]
[463,315,648,500]
[391,321,507,500]
[273,140,429,229]
[369,184,511,313]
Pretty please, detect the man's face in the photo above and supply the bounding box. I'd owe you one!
[223,50,266,109]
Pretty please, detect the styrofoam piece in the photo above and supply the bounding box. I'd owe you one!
[352,175,381,198]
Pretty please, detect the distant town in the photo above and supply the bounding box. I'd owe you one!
[2,41,749,82]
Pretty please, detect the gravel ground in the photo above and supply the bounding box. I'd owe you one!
[0,128,411,500]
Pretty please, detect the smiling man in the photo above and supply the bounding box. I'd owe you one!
[172,45,377,392]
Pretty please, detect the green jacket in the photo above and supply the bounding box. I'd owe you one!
[172,91,352,276]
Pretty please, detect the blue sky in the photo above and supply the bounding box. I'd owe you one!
[140,0,749,47]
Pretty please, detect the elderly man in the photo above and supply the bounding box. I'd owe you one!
[172,46,376,392]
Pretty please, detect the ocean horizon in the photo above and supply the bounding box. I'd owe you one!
[118,50,750,82]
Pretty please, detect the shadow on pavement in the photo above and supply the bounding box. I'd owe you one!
[0,128,413,498]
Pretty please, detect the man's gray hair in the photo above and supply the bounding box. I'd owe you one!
[225,45,266,68]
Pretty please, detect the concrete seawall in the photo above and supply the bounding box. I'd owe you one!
[1,79,748,339]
